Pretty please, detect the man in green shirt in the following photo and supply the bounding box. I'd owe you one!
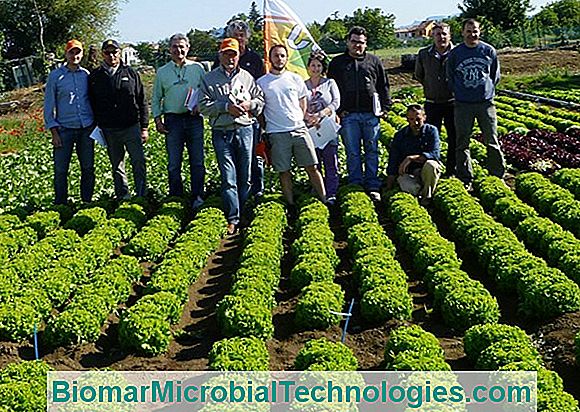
[152,33,206,208]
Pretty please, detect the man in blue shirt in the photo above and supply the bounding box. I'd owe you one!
[446,18,505,189]
[386,104,441,205]
[44,39,95,205]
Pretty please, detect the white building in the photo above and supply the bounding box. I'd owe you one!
[122,45,140,66]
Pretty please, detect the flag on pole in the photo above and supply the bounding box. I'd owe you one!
[263,0,322,79]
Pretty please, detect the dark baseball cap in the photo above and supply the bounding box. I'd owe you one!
[101,39,120,50]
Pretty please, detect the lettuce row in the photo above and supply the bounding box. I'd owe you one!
[339,185,413,323]
[553,167,580,201]
[388,191,500,330]
[464,324,579,412]
[294,337,358,371]
[209,337,270,371]
[217,199,287,340]
[292,197,343,330]
[44,255,142,347]
[384,325,450,371]
[123,201,184,260]
[473,172,580,284]
[434,178,580,319]
[516,172,580,238]
[0,360,52,412]
[119,207,226,356]
[0,203,145,341]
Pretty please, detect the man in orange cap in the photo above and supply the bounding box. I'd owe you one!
[199,38,265,235]
[44,39,95,205]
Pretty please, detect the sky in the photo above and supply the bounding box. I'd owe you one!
[113,0,553,43]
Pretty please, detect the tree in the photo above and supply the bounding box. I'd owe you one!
[134,42,160,67]
[0,0,121,59]
[317,18,347,52]
[248,1,263,32]
[534,0,580,29]
[344,7,396,50]
[187,29,218,60]
[459,0,531,30]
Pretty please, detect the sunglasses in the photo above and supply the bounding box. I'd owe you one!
[103,49,120,56]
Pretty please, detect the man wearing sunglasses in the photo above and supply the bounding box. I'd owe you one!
[88,39,148,200]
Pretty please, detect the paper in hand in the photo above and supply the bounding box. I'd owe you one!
[308,116,341,149]
[89,126,107,147]
[184,88,200,111]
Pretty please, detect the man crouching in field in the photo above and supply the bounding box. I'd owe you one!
[44,39,95,205]
[386,104,442,206]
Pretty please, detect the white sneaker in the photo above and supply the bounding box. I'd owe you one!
[192,196,204,210]
[369,191,381,202]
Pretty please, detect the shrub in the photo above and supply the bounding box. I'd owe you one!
[290,253,335,290]
[476,339,542,370]
[209,337,270,371]
[217,295,273,340]
[294,338,358,371]
[463,324,531,362]
[295,282,345,330]
[360,284,413,323]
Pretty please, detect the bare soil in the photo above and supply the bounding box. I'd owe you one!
[384,48,580,89]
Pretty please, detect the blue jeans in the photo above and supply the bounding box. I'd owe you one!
[164,114,204,198]
[340,112,381,191]
[53,126,95,204]
[212,126,253,225]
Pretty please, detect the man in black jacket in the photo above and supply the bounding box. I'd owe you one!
[89,39,148,199]
[328,26,391,202]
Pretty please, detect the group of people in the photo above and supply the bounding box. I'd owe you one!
[44,38,148,205]
[44,17,504,231]
[388,18,505,204]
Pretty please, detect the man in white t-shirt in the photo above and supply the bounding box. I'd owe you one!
[257,44,326,208]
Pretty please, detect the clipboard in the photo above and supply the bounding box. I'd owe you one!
[308,116,341,149]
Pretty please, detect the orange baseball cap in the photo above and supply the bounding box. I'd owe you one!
[220,38,239,54]
[65,39,83,53]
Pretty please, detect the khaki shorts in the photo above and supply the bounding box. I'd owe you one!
[268,128,318,172]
